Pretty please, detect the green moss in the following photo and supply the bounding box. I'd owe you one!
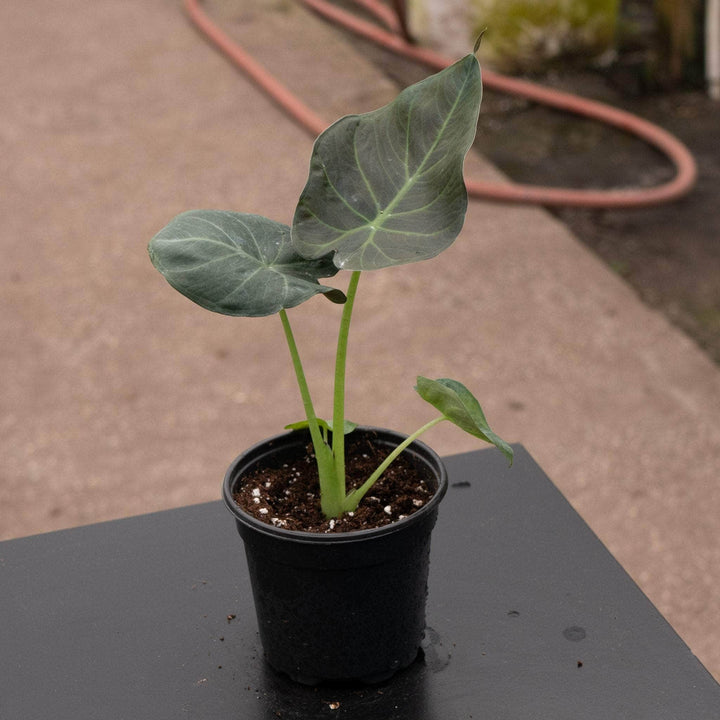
[694,305,720,333]
[608,259,631,278]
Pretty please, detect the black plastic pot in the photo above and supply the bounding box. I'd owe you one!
[222,427,448,685]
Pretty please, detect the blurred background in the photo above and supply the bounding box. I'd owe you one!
[1,0,718,680]
[404,0,720,361]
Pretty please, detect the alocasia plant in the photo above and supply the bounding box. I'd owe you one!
[149,51,512,520]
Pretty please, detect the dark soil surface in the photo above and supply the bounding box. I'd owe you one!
[355,40,720,364]
[234,435,435,532]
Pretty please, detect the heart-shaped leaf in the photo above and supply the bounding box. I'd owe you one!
[149,210,343,317]
[415,376,513,465]
[292,54,482,270]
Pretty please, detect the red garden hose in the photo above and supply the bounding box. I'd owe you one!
[184,0,698,208]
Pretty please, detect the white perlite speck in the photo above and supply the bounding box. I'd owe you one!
[259,508,268,515]
[251,488,261,497]
[383,505,392,515]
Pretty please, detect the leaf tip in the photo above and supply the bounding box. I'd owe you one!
[473,28,487,55]
[505,447,514,467]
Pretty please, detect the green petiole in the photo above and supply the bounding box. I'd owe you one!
[343,416,446,512]
[279,308,341,517]
[331,270,361,498]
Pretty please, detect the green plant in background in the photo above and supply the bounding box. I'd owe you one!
[470,0,620,71]
[148,51,512,520]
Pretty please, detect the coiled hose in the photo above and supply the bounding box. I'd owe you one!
[184,0,697,208]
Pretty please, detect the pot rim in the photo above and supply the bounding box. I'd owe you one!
[222,426,448,545]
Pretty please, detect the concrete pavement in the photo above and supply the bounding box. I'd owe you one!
[1,0,719,679]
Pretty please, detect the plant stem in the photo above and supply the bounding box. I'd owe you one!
[343,416,446,511]
[279,309,340,515]
[279,309,321,444]
[332,270,361,492]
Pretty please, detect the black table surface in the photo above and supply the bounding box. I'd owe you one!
[1,445,718,719]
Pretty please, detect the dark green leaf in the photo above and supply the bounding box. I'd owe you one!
[149,210,341,317]
[292,54,482,270]
[415,376,513,465]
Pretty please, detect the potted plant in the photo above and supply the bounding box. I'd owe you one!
[148,47,512,685]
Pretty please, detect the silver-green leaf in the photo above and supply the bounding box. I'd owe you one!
[148,210,342,317]
[415,376,513,465]
[292,54,482,270]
